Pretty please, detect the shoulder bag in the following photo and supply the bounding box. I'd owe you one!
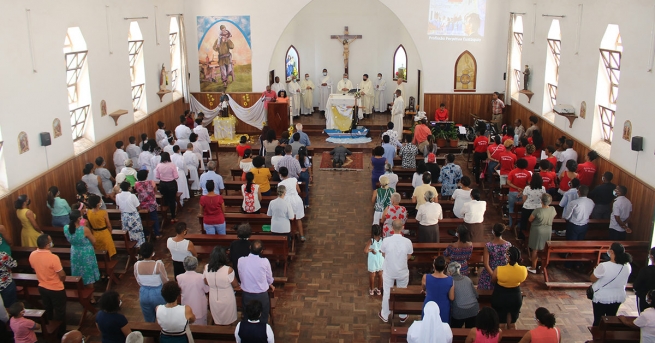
[587,265,624,300]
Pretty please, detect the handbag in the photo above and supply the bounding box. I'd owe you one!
[587,265,624,300]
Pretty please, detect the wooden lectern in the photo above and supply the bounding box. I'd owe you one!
[267,102,289,134]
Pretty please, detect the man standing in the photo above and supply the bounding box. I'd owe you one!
[271,76,285,95]
[337,73,353,95]
[126,136,141,169]
[318,69,332,114]
[359,74,374,118]
[275,145,301,179]
[289,133,305,156]
[261,85,277,117]
[374,73,386,113]
[199,161,225,195]
[557,139,578,174]
[289,123,311,146]
[381,135,396,168]
[237,240,275,325]
[175,115,192,152]
[29,234,66,324]
[113,141,129,176]
[379,220,413,323]
[412,118,431,153]
[589,171,616,219]
[525,115,540,138]
[609,185,632,240]
[300,73,315,116]
[563,185,595,241]
[576,150,598,187]
[394,78,405,100]
[490,92,505,130]
[412,172,438,209]
[288,76,302,117]
[514,119,525,142]
[391,90,404,138]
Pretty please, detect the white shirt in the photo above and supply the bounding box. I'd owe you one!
[183,151,199,168]
[563,197,595,226]
[234,320,275,343]
[557,148,578,174]
[451,189,472,218]
[610,196,632,232]
[113,149,129,169]
[592,261,631,304]
[267,198,294,233]
[271,82,285,95]
[461,200,486,224]
[634,307,655,343]
[115,191,140,213]
[380,234,413,278]
[416,202,443,226]
[166,238,191,262]
[411,173,423,189]
[523,186,546,210]
[380,173,399,192]
[155,129,167,147]
[175,124,192,141]
[271,155,283,169]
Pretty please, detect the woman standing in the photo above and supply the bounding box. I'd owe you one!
[0,249,17,307]
[199,180,226,234]
[518,307,560,343]
[263,130,279,168]
[134,170,161,239]
[371,146,387,190]
[464,307,502,343]
[381,193,406,237]
[423,256,455,324]
[94,157,115,198]
[460,189,487,242]
[64,210,100,287]
[416,190,443,243]
[448,262,479,329]
[82,163,106,198]
[156,281,195,343]
[520,174,546,239]
[491,246,527,329]
[46,186,71,227]
[267,185,294,240]
[380,163,399,191]
[444,225,474,276]
[258,126,269,157]
[239,149,253,180]
[372,176,395,225]
[134,242,168,322]
[155,152,179,223]
[279,167,306,242]
[407,301,453,343]
[241,172,262,214]
[296,146,312,207]
[250,156,272,196]
[527,194,556,274]
[590,242,632,326]
[15,195,41,247]
[203,246,238,325]
[167,222,197,279]
[86,195,117,258]
[0,224,12,256]
[412,162,428,189]
[477,224,512,291]
[96,290,131,343]
[177,256,209,326]
[115,182,145,247]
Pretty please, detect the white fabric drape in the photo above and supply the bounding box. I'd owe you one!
[178,15,190,103]
[505,13,515,106]
[190,95,266,130]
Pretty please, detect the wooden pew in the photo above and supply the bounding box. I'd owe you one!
[21,309,62,343]
[391,327,528,343]
[586,316,640,343]
[402,218,466,242]
[223,195,276,208]
[12,273,97,327]
[130,322,236,342]
[399,199,454,215]
[197,213,278,233]
[539,240,649,286]
[410,242,486,270]
[393,155,446,166]
[224,180,279,195]
[380,182,442,198]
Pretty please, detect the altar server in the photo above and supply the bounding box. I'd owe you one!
[337,73,353,95]
[271,76,285,95]
[288,76,302,117]
[319,69,332,114]
[360,74,374,118]
[300,73,315,116]
[175,115,192,152]
[394,78,405,101]
[374,73,387,112]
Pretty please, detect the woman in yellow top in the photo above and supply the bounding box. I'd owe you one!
[85,195,117,258]
[15,195,42,247]
[250,156,272,195]
[491,246,527,330]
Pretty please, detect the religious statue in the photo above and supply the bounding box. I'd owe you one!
[331,26,362,73]
[159,64,169,91]
[522,65,531,91]
[213,25,235,87]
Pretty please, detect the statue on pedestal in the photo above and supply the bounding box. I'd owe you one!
[522,65,531,91]
[159,64,169,91]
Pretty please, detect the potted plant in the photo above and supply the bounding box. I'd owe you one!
[447,126,460,148]
[433,127,447,147]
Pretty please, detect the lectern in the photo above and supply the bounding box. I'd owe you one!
[267,102,289,135]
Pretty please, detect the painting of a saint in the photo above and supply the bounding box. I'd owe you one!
[622,120,632,141]
[285,46,299,82]
[580,101,586,119]
[100,100,107,116]
[53,118,62,138]
[197,16,252,92]
[18,132,29,154]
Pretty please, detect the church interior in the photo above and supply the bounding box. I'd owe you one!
[1,0,655,342]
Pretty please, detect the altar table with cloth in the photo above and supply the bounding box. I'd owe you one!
[325,94,360,131]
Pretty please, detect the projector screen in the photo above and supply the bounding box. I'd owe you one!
[428,0,487,42]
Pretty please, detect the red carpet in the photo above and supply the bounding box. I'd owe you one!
[319,151,364,171]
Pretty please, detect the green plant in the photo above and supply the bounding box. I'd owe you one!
[447,126,459,141]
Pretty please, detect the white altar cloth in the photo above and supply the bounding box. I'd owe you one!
[325,94,357,130]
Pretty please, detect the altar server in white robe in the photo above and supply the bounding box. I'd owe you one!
[359,74,374,117]
[337,73,353,95]
[183,147,200,191]
[391,89,404,138]
[394,78,405,100]
[300,73,315,116]
[193,118,212,156]
[174,115,192,152]
[288,76,302,117]
[271,76,285,95]
[171,146,190,205]
[155,121,167,148]
[318,69,332,113]
[374,73,387,112]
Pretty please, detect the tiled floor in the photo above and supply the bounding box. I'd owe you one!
[77,116,639,342]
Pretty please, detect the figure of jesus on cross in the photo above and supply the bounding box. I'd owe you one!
[331,26,362,74]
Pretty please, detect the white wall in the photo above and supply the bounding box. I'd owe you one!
[0,0,183,190]
[508,0,655,188]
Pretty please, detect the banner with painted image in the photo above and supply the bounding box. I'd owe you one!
[197,16,252,92]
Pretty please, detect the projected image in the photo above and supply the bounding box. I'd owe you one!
[428,0,486,42]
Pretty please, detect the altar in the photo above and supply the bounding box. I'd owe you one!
[325,93,360,131]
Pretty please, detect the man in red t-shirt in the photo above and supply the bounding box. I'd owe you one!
[497,148,517,175]
[538,159,557,192]
[576,150,598,187]
[435,103,449,121]
[506,158,532,229]
[473,129,489,184]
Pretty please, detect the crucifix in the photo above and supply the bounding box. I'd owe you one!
[331,26,362,75]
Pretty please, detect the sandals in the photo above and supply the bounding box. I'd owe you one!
[369,289,375,296]
[301,236,306,242]
[375,288,381,296]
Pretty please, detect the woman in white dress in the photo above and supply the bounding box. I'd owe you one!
[193,118,211,156]
[183,148,200,191]
[407,301,453,343]
[203,246,238,325]
[278,166,306,242]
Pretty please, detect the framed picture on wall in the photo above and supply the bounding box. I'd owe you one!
[454,50,477,92]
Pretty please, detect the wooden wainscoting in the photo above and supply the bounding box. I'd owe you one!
[0,99,187,243]
[423,93,503,126]
[508,101,655,242]
[191,92,263,135]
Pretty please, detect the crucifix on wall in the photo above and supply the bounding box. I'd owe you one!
[331,26,362,75]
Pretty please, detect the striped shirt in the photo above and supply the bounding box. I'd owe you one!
[275,155,301,179]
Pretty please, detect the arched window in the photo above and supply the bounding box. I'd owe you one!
[169,18,181,93]
[454,50,477,92]
[594,25,622,145]
[510,15,523,100]
[285,46,299,82]
[543,20,561,113]
[393,45,407,81]
[64,27,93,145]
[129,22,147,117]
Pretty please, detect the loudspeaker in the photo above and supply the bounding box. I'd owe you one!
[503,72,507,80]
[40,132,51,147]
[632,136,643,151]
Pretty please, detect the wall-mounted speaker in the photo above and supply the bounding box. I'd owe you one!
[503,72,506,80]
[40,132,51,146]
[632,136,643,151]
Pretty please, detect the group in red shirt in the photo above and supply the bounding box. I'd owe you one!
[507,159,532,193]
[576,151,598,186]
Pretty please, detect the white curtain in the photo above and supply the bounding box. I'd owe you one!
[505,13,515,106]
[190,95,266,130]
[177,15,190,103]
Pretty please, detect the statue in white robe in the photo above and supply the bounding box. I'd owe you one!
[374,74,387,112]
[359,76,374,116]
[318,70,332,112]
[391,94,405,138]
[300,75,315,115]
[183,150,200,191]
[288,78,302,117]
[337,75,353,95]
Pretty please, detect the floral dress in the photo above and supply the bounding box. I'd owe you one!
[438,163,463,197]
[399,144,419,169]
[382,205,407,237]
[443,245,474,276]
[63,225,100,285]
[477,241,512,290]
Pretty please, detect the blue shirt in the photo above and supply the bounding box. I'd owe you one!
[199,171,225,195]
[438,163,463,196]
[382,143,396,168]
[559,188,579,212]
[289,131,311,146]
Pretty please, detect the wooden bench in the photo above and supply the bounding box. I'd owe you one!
[403,218,466,242]
[539,240,649,285]
[393,155,446,166]
[410,242,486,270]
[391,327,528,343]
[399,199,454,214]
[379,182,442,198]
[19,308,62,343]
[130,322,236,341]
[586,316,640,343]
[224,180,278,195]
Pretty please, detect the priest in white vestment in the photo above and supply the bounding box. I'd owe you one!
[359,74,374,117]
[391,89,405,138]
[271,76,285,95]
[300,73,315,116]
[318,69,332,113]
[337,73,353,95]
[394,78,405,101]
[374,73,387,112]
[288,77,302,117]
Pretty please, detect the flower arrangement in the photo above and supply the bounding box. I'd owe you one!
[353,90,362,99]
[288,125,294,137]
